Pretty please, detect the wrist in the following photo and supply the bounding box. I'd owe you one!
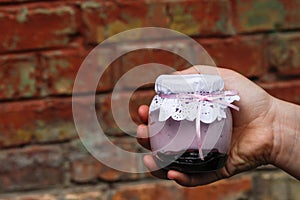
[270,98,300,178]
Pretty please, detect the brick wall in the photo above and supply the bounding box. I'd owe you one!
[0,0,300,199]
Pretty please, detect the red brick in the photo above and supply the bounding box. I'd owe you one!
[0,97,94,147]
[232,0,300,33]
[81,45,120,92]
[0,3,78,53]
[0,53,40,100]
[0,145,64,192]
[119,50,186,89]
[82,0,233,44]
[98,137,142,181]
[282,1,300,30]
[112,181,182,200]
[259,79,300,104]
[167,0,234,36]
[0,100,40,147]
[118,39,202,89]
[81,1,169,44]
[0,185,108,200]
[0,0,35,2]
[96,90,155,136]
[267,33,300,76]
[0,46,115,99]
[111,176,252,200]
[41,47,116,95]
[252,171,294,200]
[81,1,117,43]
[197,35,268,77]
[41,49,86,95]
[47,45,120,95]
[70,155,101,183]
[68,138,141,183]
[184,176,252,200]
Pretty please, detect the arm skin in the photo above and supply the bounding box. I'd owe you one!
[136,65,300,187]
[271,98,300,179]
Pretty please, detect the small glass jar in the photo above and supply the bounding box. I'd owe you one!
[148,74,240,173]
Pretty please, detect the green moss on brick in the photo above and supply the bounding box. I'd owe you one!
[81,1,102,9]
[16,7,29,23]
[34,122,77,143]
[54,78,73,94]
[3,35,20,50]
[19,62,36,97]
[240,0,286,31]
[169,5,200,35]
[46,37,70,46]
[0,129,33,147]
[106,19,143,38]
[49,58,70,71]
[34,6,75,16]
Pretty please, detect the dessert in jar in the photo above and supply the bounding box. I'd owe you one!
[148,74,240,173]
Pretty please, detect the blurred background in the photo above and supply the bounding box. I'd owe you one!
[0,0,300,199]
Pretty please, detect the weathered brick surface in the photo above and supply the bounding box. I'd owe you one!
[0,0,299,199]
[0,185,108,200]
[70,155,101,183]
[259,79,300,104]
[118,40,194,89]
[267,33,300,76]
[198,35,268,77]
[81,45,121,92]
[82,0,234,44]
[0,97,80,147]
[252,171,298,200]
[167,0,234,36]
[68,138,141,183]
[41,49,87,95]
[0,47,117,99]
[96,90,155,135]
[111,176,252,200]
[232,0,300,33]
[0,145,64,192]
[0,53,40,99]
[289,177,300,200]
[0,3,78,53]
[81,1,160,43]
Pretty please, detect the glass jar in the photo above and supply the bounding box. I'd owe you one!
[148,74,240,173]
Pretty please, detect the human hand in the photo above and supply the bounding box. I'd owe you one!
[137,65,277,186]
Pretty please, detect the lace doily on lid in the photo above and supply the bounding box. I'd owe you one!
[150,74,240,124]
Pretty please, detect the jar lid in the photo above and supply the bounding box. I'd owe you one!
[155,74,224,94]
[150,74,240,123]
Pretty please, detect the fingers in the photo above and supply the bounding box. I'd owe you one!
[137,124,151,150]
[167,170,194,186]
[167,170,220,187]
[137,105,150,149]
[138,105,149,124]
[143,155,168,179]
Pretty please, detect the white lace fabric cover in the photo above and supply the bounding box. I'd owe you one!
[150,74,240,123]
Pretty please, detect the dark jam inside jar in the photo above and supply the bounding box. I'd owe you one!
[153,148,227,173]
